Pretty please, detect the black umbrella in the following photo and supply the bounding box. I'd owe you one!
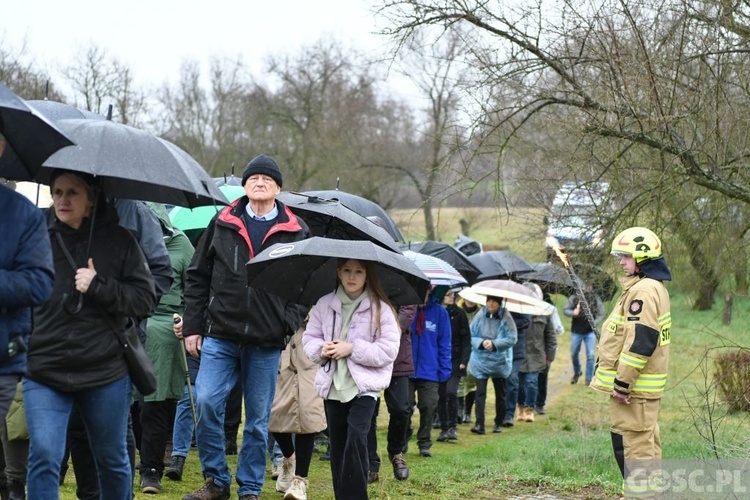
[468,250,535,281]
[14,118,228,208]
[27,99,105,121]
[246,237,430,306]
[0,84,74,178]
[522,262,575,296]
[302,189,404,243]
[277,191,402,253]
[401,240,481,284]
[577,263,617,302]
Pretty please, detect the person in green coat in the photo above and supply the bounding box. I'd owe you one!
[138,203,195,494]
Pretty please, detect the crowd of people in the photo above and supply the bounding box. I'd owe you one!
[1,121,673,500]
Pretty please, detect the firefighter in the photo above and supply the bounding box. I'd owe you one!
[590,227,671,498]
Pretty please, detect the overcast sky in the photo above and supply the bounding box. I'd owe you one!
[2,0,414,96]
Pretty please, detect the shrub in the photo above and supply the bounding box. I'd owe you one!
[714,349,750,412]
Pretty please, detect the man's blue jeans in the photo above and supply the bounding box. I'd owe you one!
[194,337,280,497]
[172,383,195,458]
[518,371,540,408]
[570,331,596,382]
[503,359,523,422]
[24,375,132,500]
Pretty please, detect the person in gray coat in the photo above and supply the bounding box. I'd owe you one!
[518,283,558,422]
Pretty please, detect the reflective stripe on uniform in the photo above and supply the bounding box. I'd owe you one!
[596,369,616,389]
[620,352,647,370]
[596,369,666,393]
[632,373,667,393]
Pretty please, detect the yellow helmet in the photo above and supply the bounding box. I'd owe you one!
[610,227,663,263]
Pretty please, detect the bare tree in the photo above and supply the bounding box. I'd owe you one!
[61,44,148,126]
[376,0,750,307]
[0,36,65,101]
[379,30,470,240]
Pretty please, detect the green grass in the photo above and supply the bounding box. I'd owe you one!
[56,207,750,499]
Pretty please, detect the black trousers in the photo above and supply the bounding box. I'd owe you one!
[536,365,550,408]
[325,397,377,500]
[475,377,506,427]
[273,432,315,477]
[408,379,439,451]
[139,399,177,475]
[437,373,461,430]
[367,375,410,472]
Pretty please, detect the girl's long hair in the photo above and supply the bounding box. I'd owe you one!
[337,259,397,339]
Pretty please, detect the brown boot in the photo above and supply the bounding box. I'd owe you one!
[524,407,535,422]
[182,477,230,500]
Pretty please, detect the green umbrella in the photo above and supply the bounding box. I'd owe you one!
[169,184,245,244]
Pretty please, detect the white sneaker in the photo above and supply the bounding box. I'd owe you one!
[284,476,308,500]
[271,464,283,479]
[276,456,296,492]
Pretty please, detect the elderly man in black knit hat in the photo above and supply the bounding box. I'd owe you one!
[182,154,311,500]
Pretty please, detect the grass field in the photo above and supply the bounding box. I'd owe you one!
[57,207,750,499]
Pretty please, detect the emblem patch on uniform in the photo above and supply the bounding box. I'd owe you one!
[628,300,643,315]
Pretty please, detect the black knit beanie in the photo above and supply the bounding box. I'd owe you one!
[241,154,283,187]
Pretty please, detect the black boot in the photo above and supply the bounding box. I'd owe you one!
[0,480,8,500]
[140,467,162,494]
[7,480,25,500]
[165,455,186,481]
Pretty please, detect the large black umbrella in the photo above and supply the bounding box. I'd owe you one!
[14,118,228,208]
[277,191,402,253]
[468,250,535,281]
[246,237,430,306]
[522,262,575,296]
[302,189,404,243]
[0,84,75,178]
[401,240,481,284]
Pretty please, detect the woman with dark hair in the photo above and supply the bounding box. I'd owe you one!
[23,169,156,499]
[302,259,400,499]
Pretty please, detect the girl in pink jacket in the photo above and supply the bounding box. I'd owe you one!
[303,259,400,499]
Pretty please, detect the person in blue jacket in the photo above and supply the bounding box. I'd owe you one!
[0,133,55,499]
[407,285,452,458]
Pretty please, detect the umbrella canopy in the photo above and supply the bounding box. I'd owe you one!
[302,189,404,243]
[576,263,617,302]
[276,191,402,253]
[169,184,245,242]
[458,279,555,316]
[27,99,105,121]
[20,119,228,208]
[402,250,467,287]
[214,174,242,187]
[401,240,481,284]
[468,250,535,281]
[0,84,75,178]
[246,237,430,307]
[523,262,575,296]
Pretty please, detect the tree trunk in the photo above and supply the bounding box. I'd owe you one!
[723,293,733,325]
[423,202,436,241]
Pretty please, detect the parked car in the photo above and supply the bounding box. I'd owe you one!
[545,181,612,264]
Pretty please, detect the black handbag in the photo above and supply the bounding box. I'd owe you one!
[54,232,158,395]
[110,317,158,396]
